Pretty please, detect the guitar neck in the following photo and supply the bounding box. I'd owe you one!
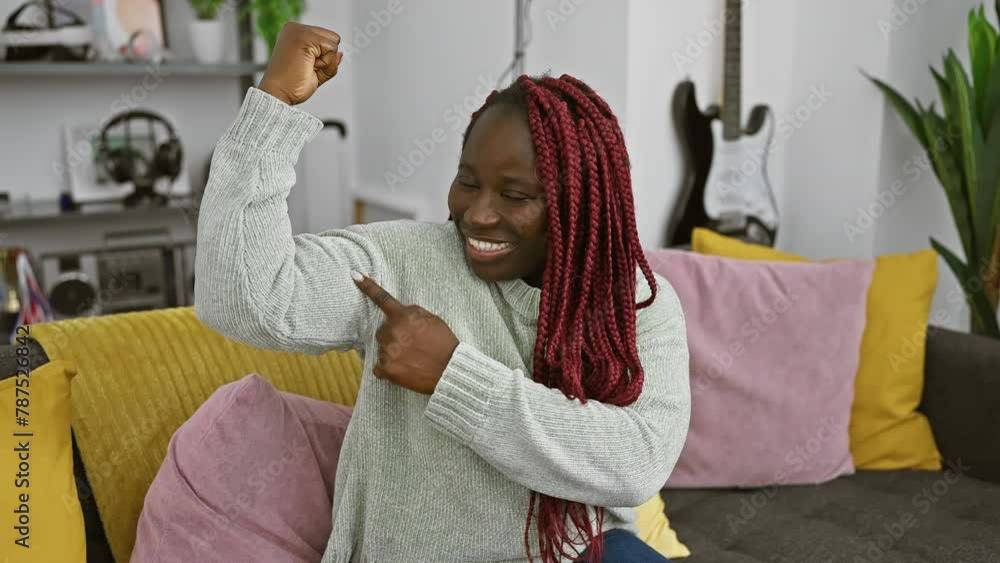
[722,0,742,140]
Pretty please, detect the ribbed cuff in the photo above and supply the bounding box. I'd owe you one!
[224,87,324,158]
[424,341,508,446]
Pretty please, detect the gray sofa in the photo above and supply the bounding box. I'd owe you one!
[2,324,998,563]
[664,325,1000,563]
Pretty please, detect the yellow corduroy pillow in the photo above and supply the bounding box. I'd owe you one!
[0,359,86,563]
[692,228,942,470]
[635,493,691,559]
[28,306,364,563]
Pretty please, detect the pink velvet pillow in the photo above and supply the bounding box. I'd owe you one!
[645,249,874,488]
[131,373,352,563]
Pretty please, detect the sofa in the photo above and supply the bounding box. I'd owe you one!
[1,312,998,563]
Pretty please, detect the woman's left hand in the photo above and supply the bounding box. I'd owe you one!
[352,271,460,395]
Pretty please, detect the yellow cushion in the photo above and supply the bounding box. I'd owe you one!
[692,228,942,470]
[28,306,364,563]
[635,493,691,559]
[0,359,86,562]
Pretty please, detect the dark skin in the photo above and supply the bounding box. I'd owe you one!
[353,105,550,395]
[448,105,549,288]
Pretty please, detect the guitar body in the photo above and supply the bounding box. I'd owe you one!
[703,103,778,244]
[664,80,779,248]
[664,80,716,248]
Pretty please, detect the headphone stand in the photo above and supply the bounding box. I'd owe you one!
[123,181,168,208]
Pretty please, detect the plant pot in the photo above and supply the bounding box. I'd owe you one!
[189,18,225,64]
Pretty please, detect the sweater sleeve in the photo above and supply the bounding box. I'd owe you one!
[423,277,691,508]
[194,87,383,356]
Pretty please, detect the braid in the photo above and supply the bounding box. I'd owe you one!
[459,73,657,563]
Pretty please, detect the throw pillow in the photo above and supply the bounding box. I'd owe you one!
[28,306,363,563]
[692,227,943,470]
[0,359,86,562]
[131,373,352,563]
[646,249,875,487]
[132,374,689,560]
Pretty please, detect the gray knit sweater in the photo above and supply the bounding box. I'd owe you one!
[193,87,691,563]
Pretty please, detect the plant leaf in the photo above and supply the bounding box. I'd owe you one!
[921,109,978,262]
[930,237,1000,338]
[978,107,1000,270]
[969,8,997,128]
[982,42,1000,143]
[865,71,927,147]
[946,50,985,259]
[931,64,951,108]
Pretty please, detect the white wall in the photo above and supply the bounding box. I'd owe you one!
[285,0,357,234]
[349,0,515,222]
[524,0,628,122]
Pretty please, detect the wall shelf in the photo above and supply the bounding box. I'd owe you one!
[0,61,265,78]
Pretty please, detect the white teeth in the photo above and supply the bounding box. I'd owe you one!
[469,238,513,252]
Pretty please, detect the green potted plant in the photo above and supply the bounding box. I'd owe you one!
[189,0,228,63]
[242,0,306,55]
[866,2,1000,339]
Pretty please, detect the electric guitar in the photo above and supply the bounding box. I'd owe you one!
[664,0,780,248]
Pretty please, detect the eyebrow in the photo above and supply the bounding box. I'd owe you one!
[458,162,539,190]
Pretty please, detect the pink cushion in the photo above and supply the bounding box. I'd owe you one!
[645,249,874,488]
[131,373,352,563]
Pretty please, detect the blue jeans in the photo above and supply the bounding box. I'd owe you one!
[575,529,671,562]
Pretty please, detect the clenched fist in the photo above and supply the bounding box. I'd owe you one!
[258,22,343,106]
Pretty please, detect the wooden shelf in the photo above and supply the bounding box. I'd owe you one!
[0,61,265,78]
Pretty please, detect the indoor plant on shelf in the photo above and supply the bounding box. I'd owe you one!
[189,0,228,63]
[867,2,1000,339]
[242,0,306,55]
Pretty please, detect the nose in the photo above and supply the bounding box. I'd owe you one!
[465,191,501,228]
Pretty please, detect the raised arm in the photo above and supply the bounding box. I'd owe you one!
[194,23,380,355]
[423,275,691,508]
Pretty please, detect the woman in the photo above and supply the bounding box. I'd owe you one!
[194,21,690,563]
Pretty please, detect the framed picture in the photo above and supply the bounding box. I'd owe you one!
[62,116,191,204]
[102,0,168,55]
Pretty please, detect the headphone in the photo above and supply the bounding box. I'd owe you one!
[99,109,183,187]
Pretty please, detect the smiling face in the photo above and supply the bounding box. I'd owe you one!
[448,105,549,287]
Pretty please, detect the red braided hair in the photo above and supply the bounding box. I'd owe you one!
[459,74,658,563]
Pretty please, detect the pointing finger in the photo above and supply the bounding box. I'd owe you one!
[351,270,404,316]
